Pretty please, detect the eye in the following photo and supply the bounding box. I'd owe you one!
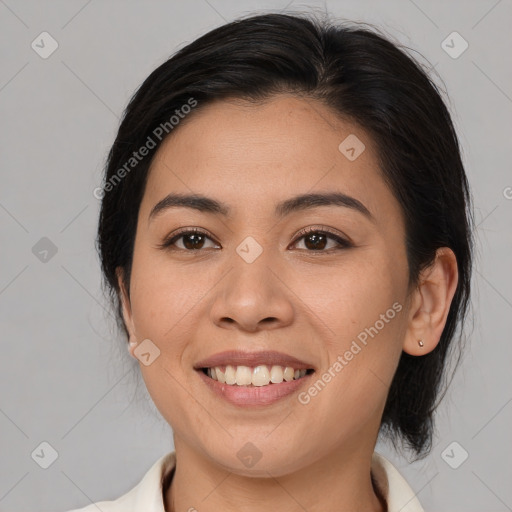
[290,226,353,252]
[158,226,353,253]
[158,228,219,251]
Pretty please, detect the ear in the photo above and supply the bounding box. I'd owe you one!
[403,247,459,356]
[116,267,138,359]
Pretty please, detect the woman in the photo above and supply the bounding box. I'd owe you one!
[69,11,473,512]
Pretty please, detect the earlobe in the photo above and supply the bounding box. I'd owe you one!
[128,339,139,359]
[403,247,459,356]
[116,267,138,358]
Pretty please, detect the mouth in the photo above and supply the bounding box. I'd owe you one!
[193,350,316,407]
[193,349,316,386]
[196,366,315,407]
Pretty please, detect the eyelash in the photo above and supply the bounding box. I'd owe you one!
[157,226,353,253]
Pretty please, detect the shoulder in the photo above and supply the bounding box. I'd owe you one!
[63,451,176,512]
[62,480,144,512]
[64,496,130,512]
[371,451,425,512]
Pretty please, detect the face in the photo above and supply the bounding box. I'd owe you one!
[119,94,414,476]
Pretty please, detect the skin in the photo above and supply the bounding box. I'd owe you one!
[117,94,458,512]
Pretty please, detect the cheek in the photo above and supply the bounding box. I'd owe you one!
[127,252,209,430]
[293,251,406,405]
[294,250,405,338]
[129,248,206,342]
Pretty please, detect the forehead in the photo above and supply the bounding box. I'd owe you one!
[141,94,401,225]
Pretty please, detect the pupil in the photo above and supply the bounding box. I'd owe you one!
[184,234,204,250]
[305,233,326,250]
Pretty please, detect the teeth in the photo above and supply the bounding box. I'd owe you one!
[236,365,252,386]
[270,365,284,383]
[225,365,236,385]
[252,365,270,386]
[283,366,295,382]
[205,365,309,386]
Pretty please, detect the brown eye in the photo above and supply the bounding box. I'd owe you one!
[292,227,352,252]
[180,232,208,250]
[159,228,219,251]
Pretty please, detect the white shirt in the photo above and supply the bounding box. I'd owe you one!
[65,450,424,512]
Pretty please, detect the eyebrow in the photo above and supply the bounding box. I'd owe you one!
[148,191,375,223]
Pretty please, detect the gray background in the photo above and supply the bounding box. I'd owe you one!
[1,1,511,511]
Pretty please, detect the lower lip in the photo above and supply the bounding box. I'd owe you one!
[196,369,314,407]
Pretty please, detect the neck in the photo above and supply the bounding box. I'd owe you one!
[164,437,386,512]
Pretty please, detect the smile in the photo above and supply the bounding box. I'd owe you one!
[196,365,315,407]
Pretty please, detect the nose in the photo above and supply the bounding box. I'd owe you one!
[209,250,295,333]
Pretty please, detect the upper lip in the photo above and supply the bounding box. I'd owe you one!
[194,350,315,370]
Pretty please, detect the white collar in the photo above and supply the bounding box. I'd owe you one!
[371,451,425,512]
